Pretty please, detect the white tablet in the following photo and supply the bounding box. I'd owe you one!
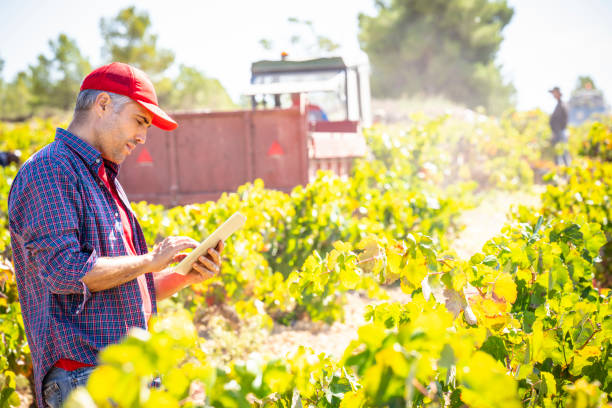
[174,212,246,275]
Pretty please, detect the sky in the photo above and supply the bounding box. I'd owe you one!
[0,0,610,114]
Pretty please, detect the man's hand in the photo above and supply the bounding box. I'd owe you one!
[83,235,198,293]
[149,236,199,272]
[184,240,224,284]
[153,240,225,300]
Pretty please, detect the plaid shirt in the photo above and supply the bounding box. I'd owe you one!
[8,128,157,408]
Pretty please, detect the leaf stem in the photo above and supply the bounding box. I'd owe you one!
[576,329,601,351]
[357,255,383,265]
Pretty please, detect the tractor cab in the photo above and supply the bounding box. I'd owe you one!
[244,54,371,181]
[245,53,372,127]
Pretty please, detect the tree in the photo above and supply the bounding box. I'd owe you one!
[0,34,89,119]
[575,76,597,91]
[0,56,4,102]
[259,17,340,58]
[288,17,340,54]
[49,34,92,110]
[27,34,91,111]
[0,55,31,120]
[100,7,235,113]
[359,0,515,114]
[156,65,236,111]
[0,72,34,121]
[100,6,174,77]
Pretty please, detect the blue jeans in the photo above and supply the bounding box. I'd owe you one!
[42,366,95,408]
[552,130,571,167]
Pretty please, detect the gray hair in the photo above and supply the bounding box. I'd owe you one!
[74,89,132,113]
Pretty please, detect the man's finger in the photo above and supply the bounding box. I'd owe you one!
[175,241,198,253]
[183,237,201,246]
[192,262,214,279]
[216,240,224,253]
[173,253,188,263]
[167,236,199,247]
[197,256,219,274]
[176,237,199,248]
[206,247,220,265]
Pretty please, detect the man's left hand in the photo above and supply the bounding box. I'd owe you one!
[181,240,224,284]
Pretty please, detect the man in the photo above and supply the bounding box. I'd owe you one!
[549,86,571,166]
[8,62,223,408]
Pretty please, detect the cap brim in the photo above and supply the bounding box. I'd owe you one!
[135,100,178,131]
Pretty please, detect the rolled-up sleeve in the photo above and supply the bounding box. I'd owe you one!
[9,158,97,298]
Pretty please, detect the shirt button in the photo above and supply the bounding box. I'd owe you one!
[115,212,119,217]
[95,159,100,163]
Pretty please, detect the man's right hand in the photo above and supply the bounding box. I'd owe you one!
[82,236,199,292]
[148,236,199,272]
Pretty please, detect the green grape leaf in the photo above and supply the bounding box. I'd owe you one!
[0,387,20,408]
[540,371,557,396]
[483,255,498,267]
[480,336,508,364]
[439,344,455,368]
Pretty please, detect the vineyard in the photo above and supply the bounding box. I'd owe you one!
[0,111,610,407]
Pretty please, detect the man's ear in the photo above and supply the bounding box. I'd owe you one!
[93,92,112,118]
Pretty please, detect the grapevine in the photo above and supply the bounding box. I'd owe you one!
[0,115,610,407]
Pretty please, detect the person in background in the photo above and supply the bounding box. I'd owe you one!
[291,92,329,123]
[549,86,571,166]
[0,151,20,167]
[8,62,224,408]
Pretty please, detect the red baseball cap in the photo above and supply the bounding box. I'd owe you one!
[80,62,178,131]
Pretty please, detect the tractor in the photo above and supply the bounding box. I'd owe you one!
[118,53,372,206]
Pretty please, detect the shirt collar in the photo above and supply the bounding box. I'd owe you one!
[55,128,121,178]
[103,159,120,181]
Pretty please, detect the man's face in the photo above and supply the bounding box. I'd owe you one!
[552,90,561,100]
[97,99,152,164]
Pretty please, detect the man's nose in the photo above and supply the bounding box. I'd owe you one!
[136,130,147,144]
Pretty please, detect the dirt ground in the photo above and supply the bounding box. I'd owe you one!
[257,287,411,360]
[257,186,544,360]
[451,186,544,259]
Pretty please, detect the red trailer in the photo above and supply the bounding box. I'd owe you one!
[118,55,371,206]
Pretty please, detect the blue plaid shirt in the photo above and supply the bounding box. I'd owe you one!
[8,128,157,408]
